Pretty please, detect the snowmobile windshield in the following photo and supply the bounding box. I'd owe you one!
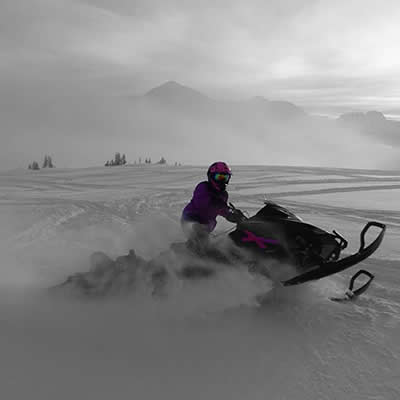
[253,202,300,222]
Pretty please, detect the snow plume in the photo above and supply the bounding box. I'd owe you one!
[57,231,273,315]
[0,207,281,400]
[0,208,275,399]
[0,203,270,315]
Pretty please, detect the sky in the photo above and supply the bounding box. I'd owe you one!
[1,0,400,169]
[2,0,400,103]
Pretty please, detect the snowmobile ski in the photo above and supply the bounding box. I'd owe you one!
[330,269,375,302]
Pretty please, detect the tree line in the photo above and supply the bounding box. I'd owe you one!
[27,153,180,170]
[105,152,127,166]
[28,155,55,170]
[105,154,173,166]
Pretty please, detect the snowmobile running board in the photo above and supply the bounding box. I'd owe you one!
[281,222,386,286]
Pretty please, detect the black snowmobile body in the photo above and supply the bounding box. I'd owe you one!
[228,201,386,286]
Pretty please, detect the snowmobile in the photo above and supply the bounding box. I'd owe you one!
[228,201,385,287]
[53,201,385,299]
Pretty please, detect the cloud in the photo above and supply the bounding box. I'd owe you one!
[2,0,400,90]
[1,0,400,169]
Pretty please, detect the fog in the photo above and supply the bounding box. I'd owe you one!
[2,0,400,170]
[1,80,399,170]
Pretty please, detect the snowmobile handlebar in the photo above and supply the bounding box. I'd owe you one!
[228,203,248,223]
[332,230,348,250]
[228,202,238,211]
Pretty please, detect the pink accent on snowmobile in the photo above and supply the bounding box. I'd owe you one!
[241,230,279,249]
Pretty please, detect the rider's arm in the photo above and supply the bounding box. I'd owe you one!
[216,191,230,217]
[190,182,212,212]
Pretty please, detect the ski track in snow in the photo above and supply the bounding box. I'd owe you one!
[0,165,399,400]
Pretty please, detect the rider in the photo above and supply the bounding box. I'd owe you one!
[181,161,244,252]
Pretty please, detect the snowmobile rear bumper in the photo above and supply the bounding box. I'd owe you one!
[281,222,386,286]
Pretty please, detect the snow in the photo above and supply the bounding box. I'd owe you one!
[290,189,400,212]
[0,165,399,400]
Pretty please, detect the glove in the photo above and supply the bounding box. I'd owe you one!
[226,209,246,223]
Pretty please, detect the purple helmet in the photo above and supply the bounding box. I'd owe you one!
[207,161,232,191]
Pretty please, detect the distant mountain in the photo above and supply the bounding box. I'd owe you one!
[338,111,386,124]
[140,80,215,116]
[247,96,306,120]
[136,82,400,149]
[140,81,307,122]
[383,108,400,115]
[119,81,400,168]
[338,111,400,146]
[145,81,209,103]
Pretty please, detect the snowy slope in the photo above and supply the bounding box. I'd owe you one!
[0,165,399,400]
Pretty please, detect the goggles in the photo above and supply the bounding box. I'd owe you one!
[213,173,231,183]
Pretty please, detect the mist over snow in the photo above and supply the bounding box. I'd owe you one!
[1,165,399,399]
[2,80,400,170]
[2,1,400,170]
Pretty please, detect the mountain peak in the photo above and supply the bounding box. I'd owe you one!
[160,80,184,88]
[145,81,208,102]
[152,80,185,91]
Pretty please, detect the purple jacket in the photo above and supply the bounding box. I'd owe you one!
[182,181,230,232]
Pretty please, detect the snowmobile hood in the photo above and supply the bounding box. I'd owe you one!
[252,201,303,222]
